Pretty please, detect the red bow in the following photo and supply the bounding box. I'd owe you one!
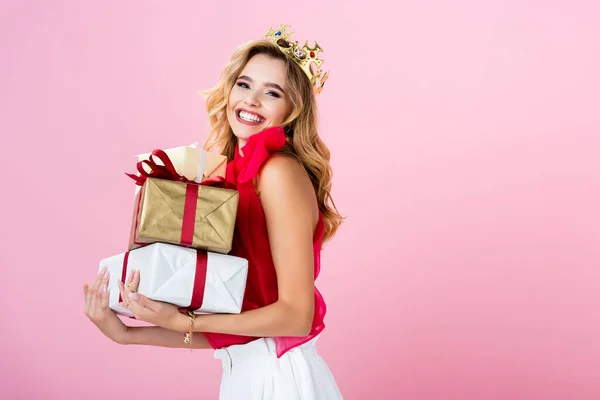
[126,149,226,187]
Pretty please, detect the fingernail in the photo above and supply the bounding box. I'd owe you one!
[128,293,139,301]
[104,269,110,279]
[103,284,107,292]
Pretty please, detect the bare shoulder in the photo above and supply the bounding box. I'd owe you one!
[257,153,319,222]
[258,153,310,188]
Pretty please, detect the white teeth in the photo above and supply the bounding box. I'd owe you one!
[238,111,264,123]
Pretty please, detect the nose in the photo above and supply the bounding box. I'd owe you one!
[243,92,260,107]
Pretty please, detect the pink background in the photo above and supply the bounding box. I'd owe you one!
[1,1,599,399]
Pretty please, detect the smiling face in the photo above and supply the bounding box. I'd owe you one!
[226,53,292,145]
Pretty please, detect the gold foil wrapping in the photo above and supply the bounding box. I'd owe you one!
[129,177,239,254]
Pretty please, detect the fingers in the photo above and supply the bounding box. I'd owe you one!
[117,270,132,309]
[91,267,106,291]
[88,267,106,315]
[118,279,147,319]
[125,268,133,287]
[92,268,109,315]
[117,280,130,309]
[125,269,140,293]
[132,269,140,292]
[119,270,139,301]
[125,292,145,317]
[100,268,110,311]
[101,285,110,311]
[86,267,109,319]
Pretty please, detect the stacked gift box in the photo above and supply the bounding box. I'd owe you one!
[98,142,248,319]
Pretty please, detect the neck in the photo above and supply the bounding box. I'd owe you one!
[236,138,247,157]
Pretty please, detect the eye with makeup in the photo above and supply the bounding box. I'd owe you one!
[236,80,250,89]
[235,80,282,99]
[265,90,281,98]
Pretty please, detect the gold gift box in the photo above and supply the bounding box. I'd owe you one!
[129,177,239,254]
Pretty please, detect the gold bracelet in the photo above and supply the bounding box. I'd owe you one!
[183,311,196,352]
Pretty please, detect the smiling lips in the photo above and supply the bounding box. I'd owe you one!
[236,109,265,126]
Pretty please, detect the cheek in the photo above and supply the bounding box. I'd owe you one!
[271,102,291,124]
[227,88,241,108]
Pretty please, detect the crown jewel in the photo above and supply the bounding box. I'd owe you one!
[263,24,329,96]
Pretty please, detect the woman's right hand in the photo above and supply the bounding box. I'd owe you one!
[83,266,130,344]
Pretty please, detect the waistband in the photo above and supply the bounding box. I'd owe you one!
[214,335,319,363]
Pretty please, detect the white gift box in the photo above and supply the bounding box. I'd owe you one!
[98,243,248,318]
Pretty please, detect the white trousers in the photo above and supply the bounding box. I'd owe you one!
[214,335,343,400]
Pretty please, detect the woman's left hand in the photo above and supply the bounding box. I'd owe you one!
[117,280,184,332]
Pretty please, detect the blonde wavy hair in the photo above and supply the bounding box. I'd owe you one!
[202,39,343,243]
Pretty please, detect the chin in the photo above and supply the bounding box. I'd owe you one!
[231,123,267,140]
[231,127,255,141]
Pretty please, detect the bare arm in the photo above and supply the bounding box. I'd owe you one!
[173,154,319,337]
[124,326,211,349]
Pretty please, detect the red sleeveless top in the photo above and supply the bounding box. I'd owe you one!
[203,127,327,358]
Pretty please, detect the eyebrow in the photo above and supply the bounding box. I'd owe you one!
[237,75,285,94]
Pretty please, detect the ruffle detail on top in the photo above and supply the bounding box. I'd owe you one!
[226,126,287,185]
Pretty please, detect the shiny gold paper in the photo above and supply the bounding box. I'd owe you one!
[129,177,239,254]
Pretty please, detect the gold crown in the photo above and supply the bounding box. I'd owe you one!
[263,24,329,96]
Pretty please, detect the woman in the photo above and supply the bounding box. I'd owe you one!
[84,25,344,399]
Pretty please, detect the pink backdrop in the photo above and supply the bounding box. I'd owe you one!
[1,1,599,399]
